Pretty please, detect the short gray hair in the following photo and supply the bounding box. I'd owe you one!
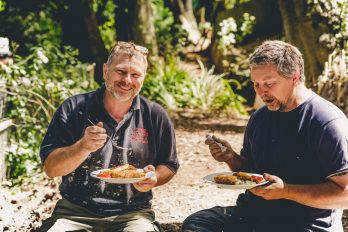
[106,43,148,72]
[249,40,305,82]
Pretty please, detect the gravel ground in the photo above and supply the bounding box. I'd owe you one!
[1,116,348,231]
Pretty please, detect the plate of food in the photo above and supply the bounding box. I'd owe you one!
[203,171,268,190]
[90,164,155,184]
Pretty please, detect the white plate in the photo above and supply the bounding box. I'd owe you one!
[90,169,155,184]
[203,172,268,190]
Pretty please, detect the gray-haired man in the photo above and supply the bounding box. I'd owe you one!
[182,40,348,232]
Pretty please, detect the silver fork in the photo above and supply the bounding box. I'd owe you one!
[87,118,112,140]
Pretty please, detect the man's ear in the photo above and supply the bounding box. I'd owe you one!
[103,63,108,81]
[292,72,300,85]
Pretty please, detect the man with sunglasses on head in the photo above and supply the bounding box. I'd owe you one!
[37,41,179,232]
[182,40,348,232]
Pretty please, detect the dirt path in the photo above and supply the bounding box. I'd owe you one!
[1,117,348,231]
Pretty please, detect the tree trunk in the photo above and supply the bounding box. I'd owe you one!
[114,0,132,41]
[58,0,108,84]
[178,0,202,44]
[165,0,202,45]
[114,0,158,56]
[278,0,330,87]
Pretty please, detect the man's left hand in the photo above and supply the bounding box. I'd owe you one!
[133,165,157,192]
[249,173,289,200]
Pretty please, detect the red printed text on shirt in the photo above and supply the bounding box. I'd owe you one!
[130,128,149,144]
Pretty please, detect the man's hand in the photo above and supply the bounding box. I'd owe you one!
[80,122,107,152]
[205,135,235,163]
[133,165,157,192]
[249,173,289,200]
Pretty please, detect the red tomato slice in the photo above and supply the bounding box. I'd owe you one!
[97,172,111,178]
[251,175,264,183]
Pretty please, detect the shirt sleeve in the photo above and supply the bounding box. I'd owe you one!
[151,105,179,173]
[39,105,76,164]
[316,118,348,178]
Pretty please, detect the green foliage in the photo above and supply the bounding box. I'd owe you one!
[142,56,190,110]
[187,60,246,114]
[142,57,246,116]
[0,2,62,52]
[217,13,255,52]
[23,10,62,47]
[0,42,97,185]
[317,48,348,112]
[0,0,5,12]
[217,12,255,81]
[96,0,116,50]
[216,0,251,10]
[307,0,348,49]
[221,47,251,79]
[307,0,348,113]
[318,49,348,89]
[153,0,188,56]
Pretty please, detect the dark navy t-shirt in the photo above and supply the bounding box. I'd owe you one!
[240,93,348,231]
[40,85,179,216]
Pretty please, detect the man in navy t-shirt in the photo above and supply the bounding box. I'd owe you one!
[37,42,179,232]
[182,40,348,232]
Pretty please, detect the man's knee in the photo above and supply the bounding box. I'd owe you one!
[117,209,160,232]
[182,207,227,232]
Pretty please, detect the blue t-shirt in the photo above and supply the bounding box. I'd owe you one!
[40,85,179,216]
[240,93,348,231]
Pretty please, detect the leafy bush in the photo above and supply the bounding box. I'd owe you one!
[153,0,188,56]
[0,41,97,185]
[307,0,348,114]
[217,13,255,52]
[95,0,116,50]
[142,56,246,116]
[307,0,348,49]
[215,10,255,91]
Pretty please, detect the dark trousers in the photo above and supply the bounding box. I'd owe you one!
[181,205,323,232]
[182,206,254,232]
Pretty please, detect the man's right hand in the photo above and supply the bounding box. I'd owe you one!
[80,122,108,152]
[205,135,235,163]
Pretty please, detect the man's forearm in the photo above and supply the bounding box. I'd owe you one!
[154,165,175,187]
[226,153,248,172]
[43,139,91,178]
[286,181,348,209]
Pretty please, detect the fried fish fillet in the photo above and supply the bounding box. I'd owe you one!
[111,169,145,178]
[110,164,145,178]
[214,175,238,185]
[233,172,252,181]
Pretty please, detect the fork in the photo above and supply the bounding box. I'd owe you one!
[87,118,112,140]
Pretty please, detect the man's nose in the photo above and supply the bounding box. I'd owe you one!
[122,73,132,83]
[255,85,267,95]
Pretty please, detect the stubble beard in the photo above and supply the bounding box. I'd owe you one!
[105,77,136,102]
[265,99,287,112]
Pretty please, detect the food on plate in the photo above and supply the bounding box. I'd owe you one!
[96,164,145,179]
[214,172,265,185]
[213,175,238,185]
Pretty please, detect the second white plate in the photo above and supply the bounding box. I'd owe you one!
[203,172,268,190]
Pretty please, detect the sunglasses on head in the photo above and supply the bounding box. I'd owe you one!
[111,41,148,55]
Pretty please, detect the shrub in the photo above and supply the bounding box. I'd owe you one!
[0,41,97,185]
[142,56,246,116]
